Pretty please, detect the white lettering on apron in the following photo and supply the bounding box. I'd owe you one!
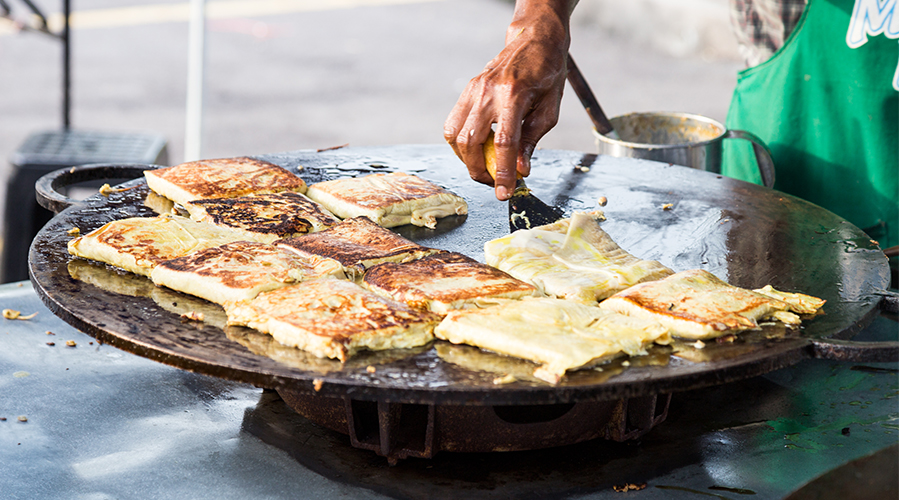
[847,0,899,89]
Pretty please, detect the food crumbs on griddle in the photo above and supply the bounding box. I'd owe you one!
[717,334,737,343]
[46,331,55,335]
[17,416,27,423]
[366,365,376,373]
[180,311,204,322]
[693,340,706,349]
[67,227,80,236]
[0,417,6,421]
[493,374,516,385]
[100,183,140,196]
[578,166,590,173]
[3,309,37,320]
[46,342,55,346]
[66,340,76,347]
[621,360,630,367]
[597,196,608,207]
[662,203,674,211]
[613,483,646,492]
[313,379,324,392]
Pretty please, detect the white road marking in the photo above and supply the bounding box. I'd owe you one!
[0,0,442,35]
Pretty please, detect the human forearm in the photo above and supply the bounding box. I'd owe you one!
[444,0,580,200]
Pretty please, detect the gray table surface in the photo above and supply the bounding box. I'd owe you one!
[2,281,897,500]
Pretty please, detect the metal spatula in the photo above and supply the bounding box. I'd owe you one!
[484,130,564,232]
[483,53,612,232]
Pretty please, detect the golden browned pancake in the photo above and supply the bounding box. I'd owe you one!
[150,241,345,304]
[435,297,670,384]
[224,325,428,374]
[304,172,468,228]
[67,215,246,276]
[223,279,440,362]
[144,190,176,215]
[67,258,229,329]
[144,156,306,207]
[184,192,341,243]
[598,269,825,340]
[362,252,536,314]
[484,211,673,302]
[276,216,440,278]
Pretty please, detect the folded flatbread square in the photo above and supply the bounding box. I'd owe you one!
[224,279,440,362]
[304,172,468,228]
[485,211,674,302]
[362,252,536,314]
[183,192,340,243]
[435,297,670,384]
[598,269,826,340]
[276,216,440,278]
[150,241,345,304]
[144,156,306,207]
[67,216,245,277]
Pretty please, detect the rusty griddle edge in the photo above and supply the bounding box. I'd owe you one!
[28,145,892,406]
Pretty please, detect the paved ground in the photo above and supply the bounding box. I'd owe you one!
[1,0,742,165]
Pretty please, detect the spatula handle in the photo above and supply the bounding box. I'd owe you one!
[566,54,615,135]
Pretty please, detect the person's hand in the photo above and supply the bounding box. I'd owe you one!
[444,1,575,200]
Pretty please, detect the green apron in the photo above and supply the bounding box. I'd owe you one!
[724,0,899,249]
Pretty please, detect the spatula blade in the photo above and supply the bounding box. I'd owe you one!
[508,181,565,232]
[483,131,566,232]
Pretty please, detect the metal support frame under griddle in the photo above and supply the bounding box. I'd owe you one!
[2,0,71,128]
[277,388,672,464]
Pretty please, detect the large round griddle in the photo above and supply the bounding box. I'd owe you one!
[29,145,894,405]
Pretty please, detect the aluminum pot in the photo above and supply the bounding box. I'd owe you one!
[594,111,776,188]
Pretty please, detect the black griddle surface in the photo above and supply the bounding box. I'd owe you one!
[29,145,891,404]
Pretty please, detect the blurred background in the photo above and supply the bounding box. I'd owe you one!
[0,0,743,280]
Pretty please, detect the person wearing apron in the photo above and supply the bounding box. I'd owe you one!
[725,0,898,250]
[445,0,898,252]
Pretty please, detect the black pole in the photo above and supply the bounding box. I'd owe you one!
[63,0,70,129]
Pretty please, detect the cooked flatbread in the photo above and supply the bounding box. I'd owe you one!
[67,215,245,277]
[150,241,345,304]
[184,192,340,243]
[223,279,440,362]
[598,269,825,340]
[435,297,670,384]
[144,190,176,215]
[304,172,468,228]
[225,326,428,374]
[362,252,536,314]
[144,156,306,207]
[485,211,673,302]
[276,216,440,279]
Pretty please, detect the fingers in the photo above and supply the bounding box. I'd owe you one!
[444,80,495,187]
[517,97,562,178]
[490,128,520,200]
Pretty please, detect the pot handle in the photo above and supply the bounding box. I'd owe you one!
[35,163,160,214]
[808,292,899,362]
[724,129,776,189]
